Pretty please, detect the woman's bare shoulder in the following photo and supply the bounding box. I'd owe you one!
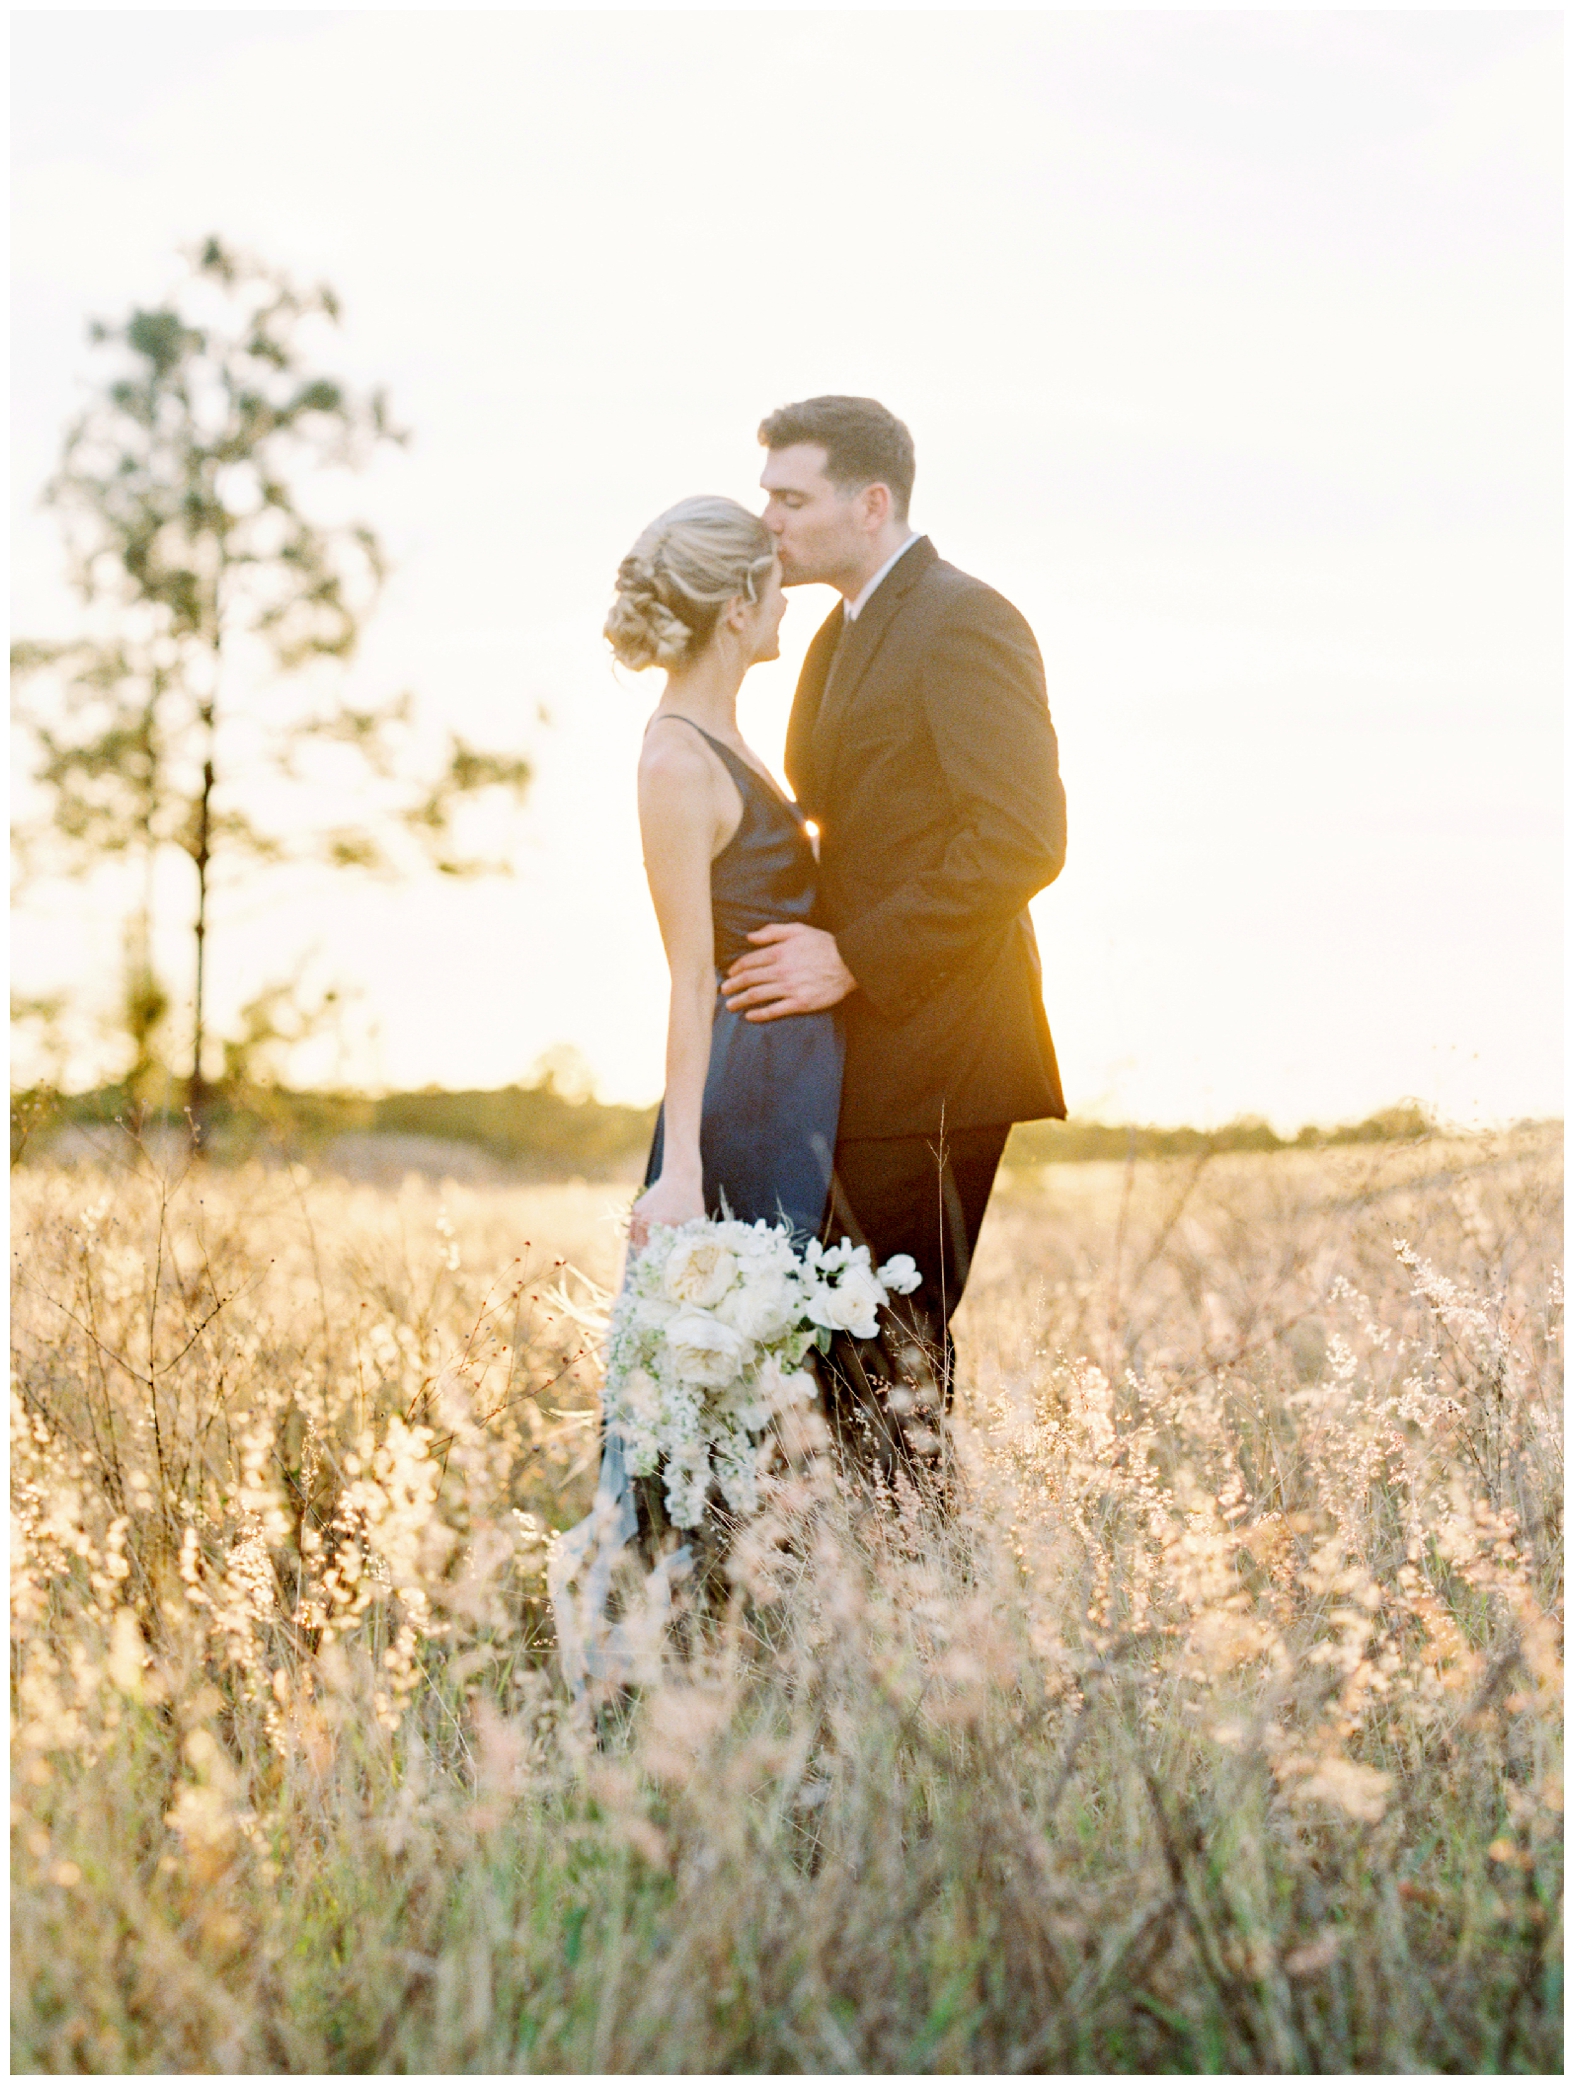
[638,717,715,790]
[637,720,740,859]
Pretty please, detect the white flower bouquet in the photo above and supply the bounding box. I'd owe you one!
[603,1216,921,1530]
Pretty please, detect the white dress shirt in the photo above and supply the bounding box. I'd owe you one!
[842,531,920,622]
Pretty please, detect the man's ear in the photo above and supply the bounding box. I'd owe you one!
[858,481,892,533]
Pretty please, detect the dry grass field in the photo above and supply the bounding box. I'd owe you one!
[10,1127,1562,2071]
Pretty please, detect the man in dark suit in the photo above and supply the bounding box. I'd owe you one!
[722,395,1066,1460]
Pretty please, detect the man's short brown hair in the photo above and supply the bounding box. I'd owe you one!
[758,395,916,521]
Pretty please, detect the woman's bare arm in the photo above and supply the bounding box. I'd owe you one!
[629,727,738,1248]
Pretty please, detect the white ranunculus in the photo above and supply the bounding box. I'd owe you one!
[807,1261,886,1340]
[663,1233,740,1308]
[877,1254,922,1296]
[715,1267,801,1343]
[662,1307,750,1389]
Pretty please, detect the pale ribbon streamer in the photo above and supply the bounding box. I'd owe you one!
[549,1420,693,1698]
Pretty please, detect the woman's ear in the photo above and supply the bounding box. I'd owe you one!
[722,592,751,634]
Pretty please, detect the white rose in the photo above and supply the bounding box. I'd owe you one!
[715,1268,801,1343]
[807,1262,886,1340]
[663,1233,740,1308]
[877,1254,922,1296]
[662,1307,750,1389]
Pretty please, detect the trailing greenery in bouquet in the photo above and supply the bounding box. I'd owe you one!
[604,1217,921,1529]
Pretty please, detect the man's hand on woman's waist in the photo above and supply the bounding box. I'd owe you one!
[721,922,857,1022]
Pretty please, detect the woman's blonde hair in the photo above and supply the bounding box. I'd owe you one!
[604,496,776,672]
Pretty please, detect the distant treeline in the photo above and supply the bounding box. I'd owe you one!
[1001,1104,1444,1167]
[11,1079,1489,1180]
[10,1078,657,1176]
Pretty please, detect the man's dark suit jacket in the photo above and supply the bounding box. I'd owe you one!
[784,535,1068,1142]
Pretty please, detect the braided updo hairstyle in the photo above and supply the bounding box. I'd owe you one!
[604,496,776,672]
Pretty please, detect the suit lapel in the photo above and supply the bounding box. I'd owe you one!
[784,600,844,813]
[810,536,936,781]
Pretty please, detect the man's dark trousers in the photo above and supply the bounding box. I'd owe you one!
[834,1122,1010,1399]
[815,1123,1010,1490]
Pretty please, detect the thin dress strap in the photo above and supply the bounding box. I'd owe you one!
[649,713,726,751]
[647,715,795,813]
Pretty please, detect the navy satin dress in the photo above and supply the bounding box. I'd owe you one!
[643,720,843,1238]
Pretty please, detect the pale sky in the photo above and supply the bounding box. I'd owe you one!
[11,9,1562,1130]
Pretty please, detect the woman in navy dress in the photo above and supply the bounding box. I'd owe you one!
[604,496,842,1248]
[553,499,844,1675]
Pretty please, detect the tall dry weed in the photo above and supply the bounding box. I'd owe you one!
[11,1128,1562,2070]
